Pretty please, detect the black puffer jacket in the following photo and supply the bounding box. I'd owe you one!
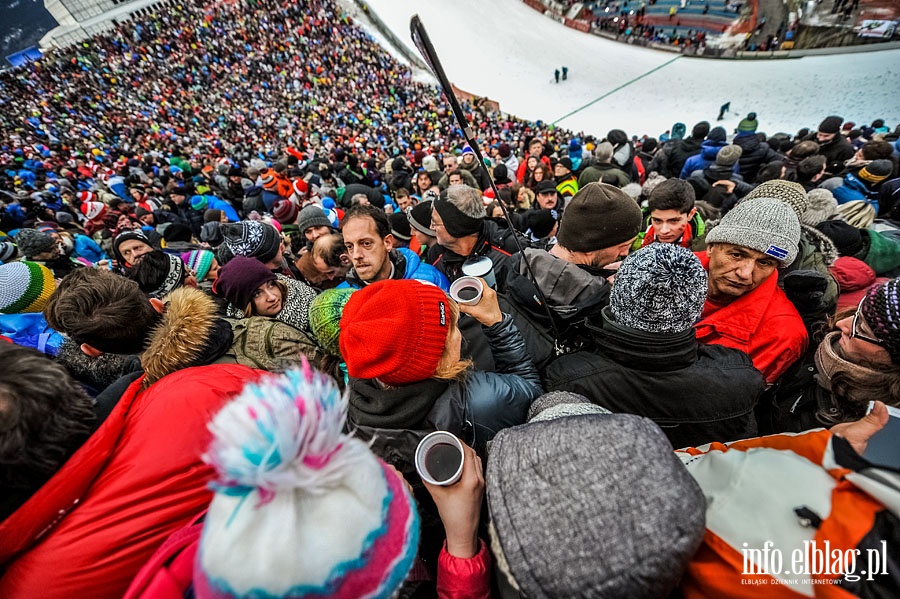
[667,137,704,180]
[733,132,780,183]
[544,308,766,449]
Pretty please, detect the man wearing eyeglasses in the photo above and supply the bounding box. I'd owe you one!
[695,198,808,385]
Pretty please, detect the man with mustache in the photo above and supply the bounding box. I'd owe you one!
[696,198,808,384]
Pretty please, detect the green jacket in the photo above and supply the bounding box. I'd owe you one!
[227,316,324,372]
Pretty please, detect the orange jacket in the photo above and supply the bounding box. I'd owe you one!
[677,429,897,598]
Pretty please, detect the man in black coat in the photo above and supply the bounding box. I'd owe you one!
[805,115,855,177]
[544,243,766,449]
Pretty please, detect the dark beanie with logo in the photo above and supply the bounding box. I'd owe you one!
[556,183,642,252]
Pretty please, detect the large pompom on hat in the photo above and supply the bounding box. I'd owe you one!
[194,365,419,599]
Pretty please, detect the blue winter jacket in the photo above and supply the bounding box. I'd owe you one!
[833,173,879,212]
[680,139,728,179]
[74,234,109,264]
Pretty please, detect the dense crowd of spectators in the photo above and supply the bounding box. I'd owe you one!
[1,0,900,597]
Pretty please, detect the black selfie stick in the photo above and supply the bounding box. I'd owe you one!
[410,15,560,340]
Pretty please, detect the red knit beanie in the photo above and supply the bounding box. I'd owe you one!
[340,280,451,386]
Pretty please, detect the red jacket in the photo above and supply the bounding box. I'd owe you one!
[695,252,808,384]
[437,540,492,599]
[0,364,259,599]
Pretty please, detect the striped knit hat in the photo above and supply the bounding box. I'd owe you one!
[80,201,107,221]
[182,249,216,282]
[861,278,900,365]
[195,365,419,599]
[309,287,355,357]
[0,241,18,263]
[0,261,56,314]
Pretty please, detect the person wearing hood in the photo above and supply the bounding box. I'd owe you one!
[679,126,729,179]
[731,113,780,182]
[495,142,520,181]
[545,243,766,448]
[767,277,900,434]
[500,183,643,372]
[2,269,256,599]
[567,138,586,172]
[606,128,636,178]
[666,121,710,179]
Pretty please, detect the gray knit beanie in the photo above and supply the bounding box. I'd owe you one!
[611,244,708,333]
[486,413,706,598]
[802,189,839,226]
[706,198,801,266]
[296,205,333,234]
[14,228,58,259]
[744,179,809,220]
[715,144,743,167]
[526,391,611,422]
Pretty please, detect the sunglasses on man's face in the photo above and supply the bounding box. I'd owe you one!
[851,300,884,347]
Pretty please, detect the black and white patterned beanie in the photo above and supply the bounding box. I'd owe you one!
[610,244,708,333]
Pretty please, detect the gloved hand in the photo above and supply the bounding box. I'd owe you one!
[783,269,828,315]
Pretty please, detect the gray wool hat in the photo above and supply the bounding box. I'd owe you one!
[486,413,706,598]
[744,179,809,220]
[715,144,743,167]
[296,205,333,234]
[801,188,839,227]
[14,228,58,259]
[611,244,708,333]
[526,391,611,422]
[706,198,801,266]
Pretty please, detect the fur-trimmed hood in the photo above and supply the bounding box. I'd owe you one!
[141,287,234,388]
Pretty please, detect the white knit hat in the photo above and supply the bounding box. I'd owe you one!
[195,365,419,599]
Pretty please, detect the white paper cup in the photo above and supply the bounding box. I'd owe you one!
[449,276,483,305]
[462,256,496,288]
[415,431,465,486]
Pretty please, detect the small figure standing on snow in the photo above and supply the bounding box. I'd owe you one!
[717,101,731,121]
[562,66,568,80]
[554,69,560,83]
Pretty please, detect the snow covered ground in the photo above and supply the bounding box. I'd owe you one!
[360,0,900,139]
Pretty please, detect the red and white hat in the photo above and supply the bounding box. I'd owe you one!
[76,191,97,203]
[80,201,107,221]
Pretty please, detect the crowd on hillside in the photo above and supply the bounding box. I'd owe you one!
[1,0,900,597]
